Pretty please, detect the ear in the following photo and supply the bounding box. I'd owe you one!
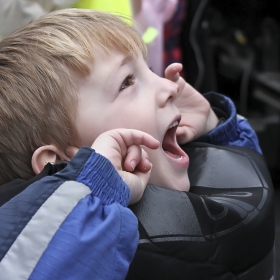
[31,145,69,175]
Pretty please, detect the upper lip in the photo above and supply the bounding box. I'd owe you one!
[167,115,181,131]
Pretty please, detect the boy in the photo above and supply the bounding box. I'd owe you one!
[0,8,261,280]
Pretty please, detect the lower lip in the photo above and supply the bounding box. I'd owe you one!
[164,150,189,168]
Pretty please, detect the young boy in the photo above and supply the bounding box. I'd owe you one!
[0,8,262,280]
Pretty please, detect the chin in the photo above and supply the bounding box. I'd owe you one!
[173,184,190,192]
[149,175,190,192]
[167,178,190,192]
[164,170,191,192]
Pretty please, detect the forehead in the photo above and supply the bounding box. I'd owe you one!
[75,48,130,91]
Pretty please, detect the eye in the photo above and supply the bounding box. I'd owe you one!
[120,74,135,91]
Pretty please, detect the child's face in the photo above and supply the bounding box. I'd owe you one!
[75,48,190,191]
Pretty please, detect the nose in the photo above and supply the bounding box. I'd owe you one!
[156,77,179,108]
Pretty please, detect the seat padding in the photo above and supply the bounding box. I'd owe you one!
[127,143,275,280]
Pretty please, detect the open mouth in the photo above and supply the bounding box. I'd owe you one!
[162,117,186,160]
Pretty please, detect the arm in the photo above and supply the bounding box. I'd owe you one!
[0,148,136,280]
[0,129,159,280]
[32,148,139,280]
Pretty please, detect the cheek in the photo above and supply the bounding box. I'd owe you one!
[75,112,106,147]
[76,103,158,146]
[143,148,163,182]
[107,108,156,135]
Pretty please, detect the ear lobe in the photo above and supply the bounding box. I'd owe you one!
[31,145,69,175]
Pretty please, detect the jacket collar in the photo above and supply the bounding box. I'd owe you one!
[0,161,68,207]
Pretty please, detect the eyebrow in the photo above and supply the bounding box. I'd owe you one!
[118,56,133,69]
[104,55,133,94]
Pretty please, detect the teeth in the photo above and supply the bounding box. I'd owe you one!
[169,120,179,129]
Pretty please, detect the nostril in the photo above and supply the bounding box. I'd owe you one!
[158,79,179,106]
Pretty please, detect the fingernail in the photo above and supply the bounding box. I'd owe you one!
[145,159,152,170]
[130,160,136,170]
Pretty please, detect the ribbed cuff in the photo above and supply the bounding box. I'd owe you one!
[197,92,238,145]
[76,149,130,206]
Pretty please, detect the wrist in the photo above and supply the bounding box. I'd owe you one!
[205,108,219,133]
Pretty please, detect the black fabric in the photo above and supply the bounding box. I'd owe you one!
[127,143,274,280]
[0,161,68,207]
[203,92,229,119]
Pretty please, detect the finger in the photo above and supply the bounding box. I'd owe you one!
[91,129,159,172]
[123,144,142,172]
[127,168,152,205]
[176,126,197,144]
[135,148,152,173]
[124,146,152,173]
[176,127,190,144]
[164,63,183,82]
[115,129,160,150]
[65,146,79,159]
[130,168,152,204]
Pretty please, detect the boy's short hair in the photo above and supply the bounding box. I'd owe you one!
[0,8,147,184]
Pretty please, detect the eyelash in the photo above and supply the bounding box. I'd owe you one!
[120,74,135,91]
[119,66,152,92]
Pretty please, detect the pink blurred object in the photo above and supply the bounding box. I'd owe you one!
[134,0,178,76]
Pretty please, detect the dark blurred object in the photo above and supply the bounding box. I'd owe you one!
[164,0,187,77]
[181,0,280,175]
[181,0,218,93]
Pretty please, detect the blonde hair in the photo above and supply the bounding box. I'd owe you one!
[0,8,147,184]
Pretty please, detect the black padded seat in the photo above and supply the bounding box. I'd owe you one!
[127,143,275,280]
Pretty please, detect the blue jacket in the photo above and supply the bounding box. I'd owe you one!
[0,148,138,280]
[202,92,261,154]
[0,93,261,279]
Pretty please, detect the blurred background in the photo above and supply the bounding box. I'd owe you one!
[0,0,279,278]
[178,0,280,278]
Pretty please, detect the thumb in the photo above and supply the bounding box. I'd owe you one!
[176,127,190,144]
[164,63,183,81]
[127,167,152,205]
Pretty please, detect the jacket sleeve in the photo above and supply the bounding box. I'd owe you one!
[197,92,262,154]
[0,147,138,280]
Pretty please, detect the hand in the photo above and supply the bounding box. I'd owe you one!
[66,129,160,204]
[165,63,219,144]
